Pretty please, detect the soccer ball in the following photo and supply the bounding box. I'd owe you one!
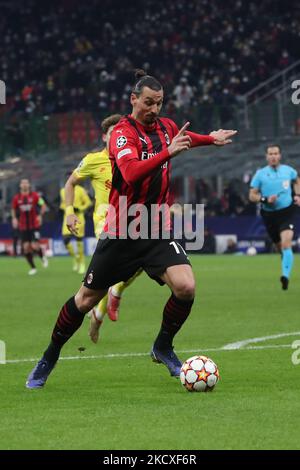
[246,246,257,256]
[180,355,219,392]
[45,248,53,257]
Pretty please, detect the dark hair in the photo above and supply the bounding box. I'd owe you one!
[132,69,163,96]
[101,114,122,134]
[266,144,281,153]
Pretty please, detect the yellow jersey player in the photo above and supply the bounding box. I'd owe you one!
[64,114,141,342]
[60,181,92,274]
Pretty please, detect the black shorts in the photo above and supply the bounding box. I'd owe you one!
[83,238,191,290]
[20,229,41,243]
[261,204,296,244]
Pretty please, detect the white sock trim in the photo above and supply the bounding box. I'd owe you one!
[111,286,121,298]
[95,306,105,321]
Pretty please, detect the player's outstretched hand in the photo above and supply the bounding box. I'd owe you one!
[66,214,80,235]
[210,129,238,146]
[168,122,192,157]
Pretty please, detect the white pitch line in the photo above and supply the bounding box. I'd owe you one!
[222,331,300,350]
[3,343,294,365]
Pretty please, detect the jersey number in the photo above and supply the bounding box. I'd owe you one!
[169,241,187,256]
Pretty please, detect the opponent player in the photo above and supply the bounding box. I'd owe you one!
[64,114,141,342]
[11,178,48,275]
[60,179,92,274]
[249,144,300,289]
[26,70,237,388]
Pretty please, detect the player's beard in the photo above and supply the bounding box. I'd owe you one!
[144,113,157,125]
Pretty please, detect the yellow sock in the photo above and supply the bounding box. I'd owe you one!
[66,241,75,257]
[113,269,143,297]
[77,240,84,266]
[96,294,108,320]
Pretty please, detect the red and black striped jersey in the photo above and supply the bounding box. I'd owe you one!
[105,114,214,236]
[12,192,40,231]
[106,115,177,236]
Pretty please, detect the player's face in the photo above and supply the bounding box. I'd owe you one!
[266,147,281,167]
[131,87,163,126]
[103,125,115,150]
[20,179,30,192]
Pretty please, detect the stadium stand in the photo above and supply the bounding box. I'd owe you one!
[0,0,300,233]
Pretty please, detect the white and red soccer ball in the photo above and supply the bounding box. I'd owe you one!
[180,355,220,392]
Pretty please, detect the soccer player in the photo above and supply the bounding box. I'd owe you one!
[64,114,141,341]
[26,70,237,388]
[11,178,48,275]
[60,179,92,274]
[249,144,300,290]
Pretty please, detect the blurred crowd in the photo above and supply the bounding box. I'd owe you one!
[171,176,256,217]
[1,0,300,124]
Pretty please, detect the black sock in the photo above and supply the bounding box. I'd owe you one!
[43,341,62,364]
[43,297,86,362]
[154,294,194,348]
[25,253,35,268]
[35,248,43,259]
[13,238,18,256]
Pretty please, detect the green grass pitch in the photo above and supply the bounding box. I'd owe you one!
[1,254,300,450]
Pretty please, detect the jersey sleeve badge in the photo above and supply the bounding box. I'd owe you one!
[116,136,127,148]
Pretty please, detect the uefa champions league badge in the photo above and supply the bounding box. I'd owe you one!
[116,136,127,148]
[87,272,94,284]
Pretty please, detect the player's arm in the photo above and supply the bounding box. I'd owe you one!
[11,200,18,229]
[65,173,83,208]
[79,189,92,212]
[37,196,47,216]
[249,187,263,203]
[249,170,275,205]
[249,171,263,204]
[167,119,237,147]
[293,177,300,206]
[186,129,237,147]
[64,172,85,235]
[112,123,192,185]
[59,188,66,211]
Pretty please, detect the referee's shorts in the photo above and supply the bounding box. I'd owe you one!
[261,204,296,244]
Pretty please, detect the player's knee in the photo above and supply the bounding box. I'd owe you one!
[75,290,99,313]
[173,280,195,300]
